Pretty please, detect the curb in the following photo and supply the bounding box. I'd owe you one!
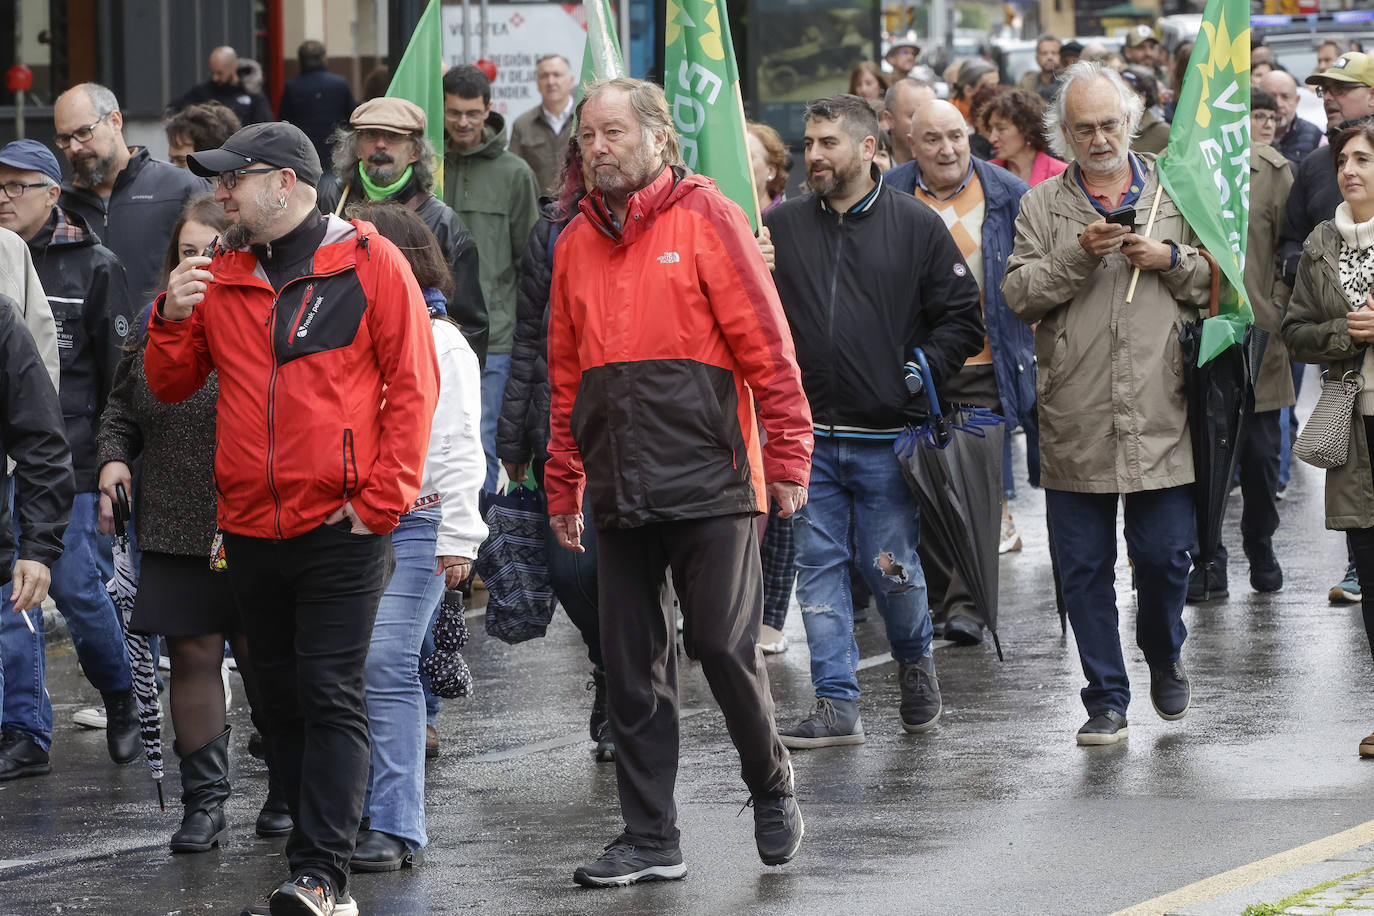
[1167,842,1374,915]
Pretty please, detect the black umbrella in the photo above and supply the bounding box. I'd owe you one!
[893,350,1007,660]
[1180,314,1265,599]
[423,589,474,699]
[107,484,165,810]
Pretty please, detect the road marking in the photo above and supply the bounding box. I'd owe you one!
[1110,818,1374,916]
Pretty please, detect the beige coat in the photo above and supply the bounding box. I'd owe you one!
[1245,143,1297,414]
[1001,153,1212,494]
[0,226,59,392]
[1280,221,1374,531]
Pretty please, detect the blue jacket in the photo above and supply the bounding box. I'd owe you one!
[885,157,1036,432]
[278,67,358,167]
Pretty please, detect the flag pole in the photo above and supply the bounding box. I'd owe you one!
[1124,182,1164,305]
[732,82,761,232]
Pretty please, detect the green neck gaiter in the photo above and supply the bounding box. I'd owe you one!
[357,162,413,201]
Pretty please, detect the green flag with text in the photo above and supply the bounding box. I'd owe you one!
[579,0,626,96]
[387,0,445,196]
[664,0,759,230]
[1155,0,1251,366]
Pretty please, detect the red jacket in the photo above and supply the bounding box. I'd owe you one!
[546,166,813,528]
[144,216,439,539]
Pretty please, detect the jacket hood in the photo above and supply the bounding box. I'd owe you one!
[33,205,96,251]
[450,111,509,160]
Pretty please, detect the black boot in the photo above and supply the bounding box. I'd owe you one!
[102,689,141,765]
[169,726,231,853]
[255,768,293,838]
[588,669,614,762]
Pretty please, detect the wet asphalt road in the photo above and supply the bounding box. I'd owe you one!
[4,419,1374,915]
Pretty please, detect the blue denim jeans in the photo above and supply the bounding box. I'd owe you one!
[479,353,513,494]
[363,511,443,851]
[1045,486,1193,716]
[0,491,132,749]
[792,436,932,702]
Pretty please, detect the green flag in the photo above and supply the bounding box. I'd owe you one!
[386,0,445,196]
[579,0,626,96]
[664,0,759,230]
[1155,0,1251,366]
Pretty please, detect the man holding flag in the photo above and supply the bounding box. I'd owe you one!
[1002,61,1214,746]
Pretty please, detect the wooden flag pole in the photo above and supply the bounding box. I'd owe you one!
[1124,181,1165,304]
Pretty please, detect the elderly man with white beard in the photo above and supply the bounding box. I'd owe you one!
[1001,62,1213,747]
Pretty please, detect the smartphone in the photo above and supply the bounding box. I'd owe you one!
[1105,206,1136,227]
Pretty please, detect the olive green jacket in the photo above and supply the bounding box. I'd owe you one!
[1002,152,1211,494]
[1246,143,1297,414]
[1281,221,1374,531]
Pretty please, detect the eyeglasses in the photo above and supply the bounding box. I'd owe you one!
[357,128,413,143]
[211,167,277,190]
[444,107,487,124]
[1251,112,1278,124]
[54,113,110,149]
[1069,119,1122,141]
[1317,82,1368,98]
[0,181,50,199]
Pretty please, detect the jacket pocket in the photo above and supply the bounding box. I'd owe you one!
[1038,325,1068,401]
[341,429,357,497]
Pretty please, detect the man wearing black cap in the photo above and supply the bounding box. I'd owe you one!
[0,138,137,780]
[143,121,440,916]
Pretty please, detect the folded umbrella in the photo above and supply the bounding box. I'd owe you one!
[107,484,164,810]
[893,349,1007,660]
[423,589,474,699]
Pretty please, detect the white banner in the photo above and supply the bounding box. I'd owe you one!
[441,4,589,121]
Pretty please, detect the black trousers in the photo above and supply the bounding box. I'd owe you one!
[596,513,790,848]
[1346,419,1374,662]
[225,522,394,896]
[1199,409,1283,570]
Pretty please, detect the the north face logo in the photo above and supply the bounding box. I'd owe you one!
[656,252,680,264]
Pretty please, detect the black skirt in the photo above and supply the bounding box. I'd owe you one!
[129,551,241,637]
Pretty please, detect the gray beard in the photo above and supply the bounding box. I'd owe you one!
[73,152,114,188]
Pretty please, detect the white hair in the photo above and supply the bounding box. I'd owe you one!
[1044,61,1144,162]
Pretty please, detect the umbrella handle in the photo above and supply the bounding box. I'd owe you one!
[912,348,942,419]
[114,483,131,530]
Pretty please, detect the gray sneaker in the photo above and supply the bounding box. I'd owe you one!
[751,763,804,866]
[779,697,864,749]
[573,836,687,887]
[898,654,941,733]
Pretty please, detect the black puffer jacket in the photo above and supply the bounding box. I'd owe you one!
[0,293,74,573]
[496,203,567,466]
[28,207,132,491]
[318,172,489,364]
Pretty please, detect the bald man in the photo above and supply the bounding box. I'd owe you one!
[1258,70,1322,167]
[886,100,1036,644]
[167,45,273,125]
[879,78,938,165]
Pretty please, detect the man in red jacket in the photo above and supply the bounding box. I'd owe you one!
[547,77,814,888]
[144,122,438,916]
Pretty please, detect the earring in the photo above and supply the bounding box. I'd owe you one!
[279,197,288,209]
[768,172,775,180]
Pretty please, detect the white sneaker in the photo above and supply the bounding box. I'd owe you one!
[999,516,1022,554]
[157,654,171,672]
[221,660,233,713]
[758,625,788,654]
[73,705,107,729]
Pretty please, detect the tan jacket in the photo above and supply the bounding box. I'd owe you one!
[508,104,573,195]
[1133,110,1171,155]
[1280,221,1374,530]
[1001,153,1211,494]
[1246,143,1297,414]
[0,227,59,392]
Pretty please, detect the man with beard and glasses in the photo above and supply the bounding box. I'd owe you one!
[1260,69,1322,168]
[317,97,488,362]
[764,94,983,749]
[144,121,439,916]
[547,77,814,888]
[55,83,206,305]
[1002,62,1213,746]
[1277,53,1374,608]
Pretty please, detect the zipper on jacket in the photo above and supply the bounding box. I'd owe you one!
[823,213,845,436]
[287,283,317,343]
[342,429,357,497]
[265,295,285,539]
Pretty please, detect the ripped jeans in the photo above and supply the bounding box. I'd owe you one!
[792,435,932,702]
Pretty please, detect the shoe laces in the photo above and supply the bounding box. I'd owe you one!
[598,837,640,863]
[804,697,840,730]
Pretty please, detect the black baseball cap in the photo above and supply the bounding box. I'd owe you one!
[187,121,323,187]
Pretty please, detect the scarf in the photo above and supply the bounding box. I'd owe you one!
[357,162,413,201]
[421,287,448,318]
[1334,203,1374,414]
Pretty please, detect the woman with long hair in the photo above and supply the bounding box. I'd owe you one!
[1282,122,1374,758]
[96,193,284,851]
[848,60,890,101]
[982,88,1067,186]
[746,121,790,218]
[341,200,486,869]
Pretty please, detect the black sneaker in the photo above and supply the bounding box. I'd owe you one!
[572,836,687,887]
[0,730,51,781]
[1186,562,1228,602]
[592,720,616,762]
[898,654,941,733]
[1149,660,1191,721]
[587,668,608,743]
[779,697,864,749]
[749,764,804,866]
[1246,542,1283,593]
[267,873,357,915]
[1076,710,1129,746]
[943,614,983,646]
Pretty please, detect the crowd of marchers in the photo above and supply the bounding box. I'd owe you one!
[0,26,1373,916]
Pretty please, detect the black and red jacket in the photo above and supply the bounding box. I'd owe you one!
[546,166,813,528]
[144,215,439,539]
